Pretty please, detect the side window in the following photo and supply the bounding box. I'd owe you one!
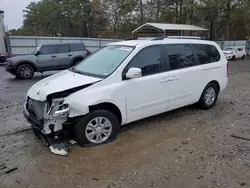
[127,46,163,76]
[70,43,86,51]
[40,46,56,55]
[194,44,220,64]
[57,44,70,53]
[164,44,195,70]
[238,48,243,51]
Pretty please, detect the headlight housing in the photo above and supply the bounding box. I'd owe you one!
[45,98,70,118]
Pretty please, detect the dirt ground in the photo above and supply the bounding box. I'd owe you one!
[0,60,250,188]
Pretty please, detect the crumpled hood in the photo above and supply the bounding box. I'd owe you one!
[27,70,102,101]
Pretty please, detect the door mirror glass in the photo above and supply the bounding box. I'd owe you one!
[126,68,142,79]
[34,50,40,56]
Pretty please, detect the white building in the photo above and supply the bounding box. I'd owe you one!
[0,10,6,53]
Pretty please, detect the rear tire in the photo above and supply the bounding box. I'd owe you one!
[16,64,34,79]
[241,55,245,60]
[199,83,219,110]
[74,110,119,147]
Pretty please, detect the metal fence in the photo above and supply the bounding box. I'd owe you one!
[5,36,250,56]
[5,36,120,56]
[216,40,250,55]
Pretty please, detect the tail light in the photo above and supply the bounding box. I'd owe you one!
[86,50,91,56]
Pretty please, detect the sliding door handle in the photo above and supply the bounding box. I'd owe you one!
[159,79,170,83]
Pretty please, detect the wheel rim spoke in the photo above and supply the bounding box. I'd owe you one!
[85,116,112,144]
[205,87,216,105]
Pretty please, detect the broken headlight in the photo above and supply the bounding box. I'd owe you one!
[46,98,70,118]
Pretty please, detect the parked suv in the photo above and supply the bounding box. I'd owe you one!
[23,38,228,152]
[6,43,90,79]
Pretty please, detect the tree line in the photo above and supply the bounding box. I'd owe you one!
[7,0,250,40]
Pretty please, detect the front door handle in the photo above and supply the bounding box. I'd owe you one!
[51,56,57,58]
[168,76,179,81]
[68,54,72,57]
[159,78,170,83]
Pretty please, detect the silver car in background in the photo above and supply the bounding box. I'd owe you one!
[6,43,91,79]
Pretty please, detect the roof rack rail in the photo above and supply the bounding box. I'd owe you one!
[151,36,202,41]
[151,36,168,41]
[168,36,201,39]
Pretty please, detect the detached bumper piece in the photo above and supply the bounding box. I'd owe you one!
[23,103,69,156]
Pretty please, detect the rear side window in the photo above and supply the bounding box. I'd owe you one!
[40,46,56,55]
[70,43,86,51]
[127,45,163,76]
[164,44,195,70]
[194,44,220,64]
[57,44,70,53]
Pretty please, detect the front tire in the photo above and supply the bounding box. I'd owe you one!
[241,55,245,60]
[199,83,219,110]
[231,55,236,60]
[16,64,34,79]
[75,110,119,146]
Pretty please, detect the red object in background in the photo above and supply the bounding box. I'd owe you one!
[86,49,92,56]
[0,52,8,63]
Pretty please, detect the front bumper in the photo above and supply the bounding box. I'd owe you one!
[225,55,233,60]
[23,103,44,131]
[5,66,17,75]
[23,100,71,135]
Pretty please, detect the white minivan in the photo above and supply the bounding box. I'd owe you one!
[24,38,228,147]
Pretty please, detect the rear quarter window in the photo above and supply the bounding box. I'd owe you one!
[70,43,86,52]
[163,44,196,70]
[193,44,220,64]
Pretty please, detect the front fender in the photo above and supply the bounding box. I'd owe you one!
[16,60,37,69]
[65,86,126,123]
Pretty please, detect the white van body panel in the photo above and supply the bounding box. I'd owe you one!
[26,39,228,130]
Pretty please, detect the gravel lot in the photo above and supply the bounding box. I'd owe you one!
[1,60,250,188]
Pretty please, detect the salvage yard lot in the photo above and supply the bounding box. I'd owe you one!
[1,60,250,188]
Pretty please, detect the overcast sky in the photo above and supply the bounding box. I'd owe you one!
[2,0,39,30]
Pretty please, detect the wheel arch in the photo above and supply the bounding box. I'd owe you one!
[208,80,220,93]
[89,102,122,125]
[16,60,38,71]
[70,56,85,66]
[199,80,220,101]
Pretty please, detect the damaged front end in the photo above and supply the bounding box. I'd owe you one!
[23,97,72,155]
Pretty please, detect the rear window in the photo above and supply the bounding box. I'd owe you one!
[193,44,220,64]
[70,43,86,51]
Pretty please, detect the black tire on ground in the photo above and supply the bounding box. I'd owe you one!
[72,58,84,67]
[198,82,219,110]
[74,110,119,146]
[16,64,34,79]
[231,55,236,60]
[241,55,245,60]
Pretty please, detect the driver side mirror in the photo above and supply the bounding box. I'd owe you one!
[126,68,142,79]
[34,51,40,56]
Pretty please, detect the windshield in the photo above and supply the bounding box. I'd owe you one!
[72,45,134,77]
[224,47,236,51]
[33,46,41,54]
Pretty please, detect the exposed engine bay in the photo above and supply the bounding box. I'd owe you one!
[23,83,95,156]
